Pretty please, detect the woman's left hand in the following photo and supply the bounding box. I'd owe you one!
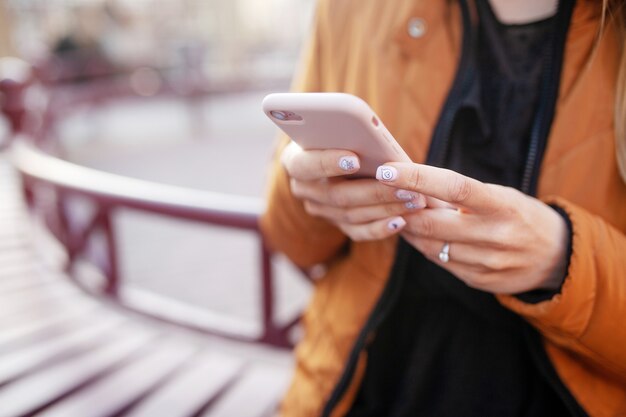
[376,162,570,294]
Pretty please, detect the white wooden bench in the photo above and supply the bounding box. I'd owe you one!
[0,153,296,417]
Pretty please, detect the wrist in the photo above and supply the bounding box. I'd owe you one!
[516,204,572,303]
[539,204,571,289]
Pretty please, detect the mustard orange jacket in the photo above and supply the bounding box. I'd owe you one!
[260,1,626,415]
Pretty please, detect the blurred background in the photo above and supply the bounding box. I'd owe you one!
[0,0,316,415]
[1,0,314,323]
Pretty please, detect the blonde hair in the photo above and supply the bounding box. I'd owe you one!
[605,0,626,182]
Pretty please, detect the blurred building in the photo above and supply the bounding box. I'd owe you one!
[0,0,13,56]
[3,0,314,85]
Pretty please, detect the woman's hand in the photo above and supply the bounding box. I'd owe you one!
[375,163,570,294]
[281,142,426,241]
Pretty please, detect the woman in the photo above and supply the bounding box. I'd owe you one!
[261,0,626,415]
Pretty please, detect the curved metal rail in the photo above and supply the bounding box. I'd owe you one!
[12,140,299,348]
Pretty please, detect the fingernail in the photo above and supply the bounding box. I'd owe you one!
[387,216,406,231]
[339,156,359,172]
[376,165,398,181]
[395,189,417,201]
[405,200,425,210]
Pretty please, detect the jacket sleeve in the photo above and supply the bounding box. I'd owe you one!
[259,0,348,268]
[498,197,626,377]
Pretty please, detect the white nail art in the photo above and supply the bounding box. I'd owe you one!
[395,189,414,201]
[387,217,406,230]
[376,165,398,181]
[405,201,423,210]
[339,156,359,171]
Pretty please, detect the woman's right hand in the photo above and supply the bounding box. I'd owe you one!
[281,141,426,241]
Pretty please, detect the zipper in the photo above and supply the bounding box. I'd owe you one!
[320,239,413,417]
[426,0,475,168]
[320,2,474,415]
[520,0,573,195]
[520,2,589,415]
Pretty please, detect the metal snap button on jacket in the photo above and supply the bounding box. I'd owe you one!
[407,17,426,38]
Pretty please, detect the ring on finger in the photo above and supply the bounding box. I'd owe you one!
[438,242,451,263]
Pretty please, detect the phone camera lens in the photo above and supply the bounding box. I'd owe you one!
[270,110,287,120]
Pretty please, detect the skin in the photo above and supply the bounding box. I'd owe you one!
[489,0,558,24]
[281,144,569,295]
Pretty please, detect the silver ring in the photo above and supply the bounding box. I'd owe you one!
[438,242,450,263]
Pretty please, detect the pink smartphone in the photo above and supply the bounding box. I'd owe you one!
[262,92,411,177]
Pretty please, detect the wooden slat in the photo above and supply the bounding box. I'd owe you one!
[0,216,27,226]
[0,328,156,417]
[120,286,260,340]
[0,243,31,254]
[202,364,291,417]
[0,221,28,233]
[0,296,93,330]
[0,250,34,266]
[0,225,27,236]
[0,202,25,210]
[0,183,20,191]
[125,351,245,417]
[0,299,101,331]
[0,262,38,279]
[0,213,28,223]
[0,208,26,217]
[37,340,198,417]
[0,289,94,328]
[0,302,101,351]
[0,237,28,251]
[0,269,40,286]
[0,314,127,384]
[0,272,55,293]
[1,269,74,293]
[0,221,27,233]
[0,284,83,322]
[0,201,19,212]
[0,261,38,276]
[0,294,98,331]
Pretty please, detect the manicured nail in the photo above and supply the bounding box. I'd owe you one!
[339,156,359,172]
[406,193,426,210]
[395,189,417,201]
[405,200,425,210]
[387,216,406,231]
[376,165,398,181]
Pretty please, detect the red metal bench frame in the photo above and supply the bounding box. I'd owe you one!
[3,63,304,350]
[14,142,303,348]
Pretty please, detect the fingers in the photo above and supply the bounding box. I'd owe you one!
[401,234,522,292]
[338,216,407,242]
[291,177,425,208]
[304,199,423,224]
[376,163,498,213]
[405,231,559,293]
[281,142,361,180]
[402,208,497,244]
[402,234,516,272]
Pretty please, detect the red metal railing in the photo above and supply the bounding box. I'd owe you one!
[2,60,303,349]
[13,141,300,348]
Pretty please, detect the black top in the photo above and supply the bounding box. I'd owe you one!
[448,0,553,189]
[346,2,577,416]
